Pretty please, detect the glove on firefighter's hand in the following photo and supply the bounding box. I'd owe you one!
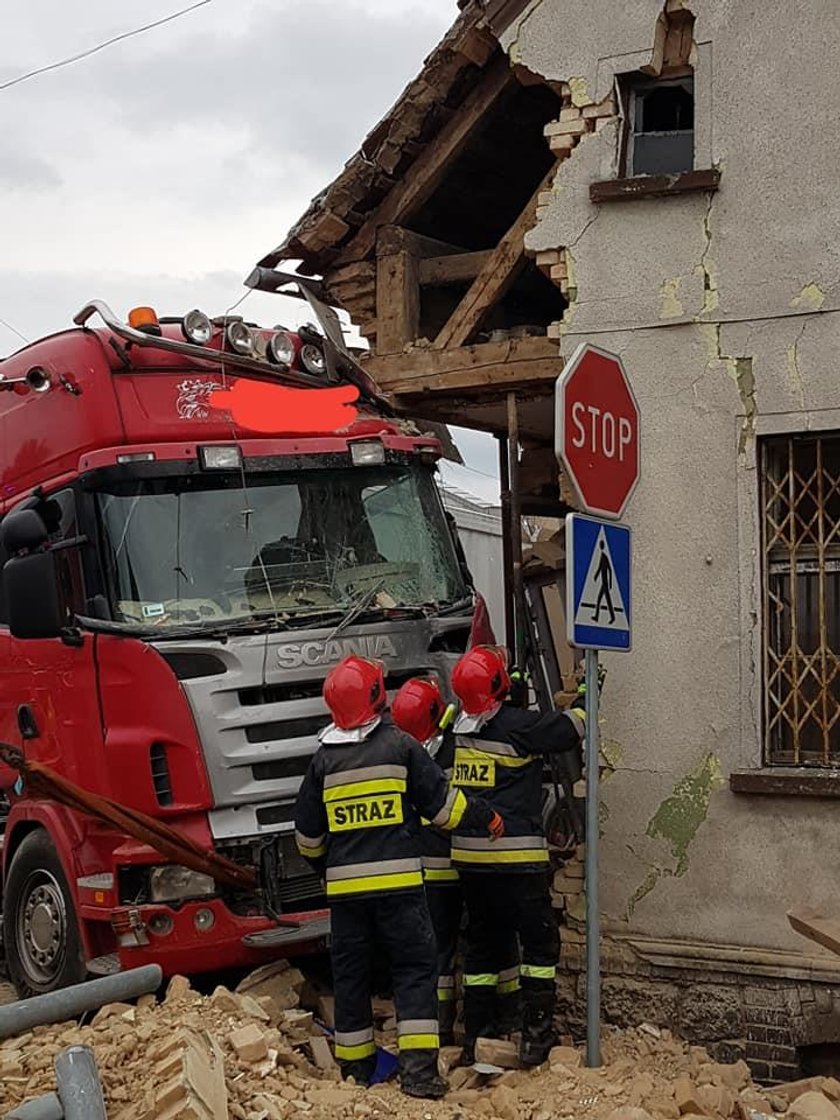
[487,811,505,841]
[509,668,529,708]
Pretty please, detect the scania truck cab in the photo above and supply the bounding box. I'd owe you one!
[0,295,477,994]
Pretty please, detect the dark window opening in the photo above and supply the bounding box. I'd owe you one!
[407,81,567,344]
[622,75,694,177]
[760,433,840,766]
[798,1042,840,1080]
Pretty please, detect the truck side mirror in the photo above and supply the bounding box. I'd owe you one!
[4,551,65,640]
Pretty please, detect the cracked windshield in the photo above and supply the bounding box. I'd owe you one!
[95,465,466,630]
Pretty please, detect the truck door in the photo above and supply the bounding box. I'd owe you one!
[3,488,104,791]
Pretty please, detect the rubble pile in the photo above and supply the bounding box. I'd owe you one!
[4,970,840,1120]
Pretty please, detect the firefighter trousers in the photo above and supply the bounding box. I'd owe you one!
[460,870,559,1060]
[426,882,521,1045]
[330,891,440,1087]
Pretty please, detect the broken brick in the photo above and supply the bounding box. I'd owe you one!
[549,1045,582,1070]
[307,1035,336,1070]
[475,1037,521,1069]
[230,1023,269,1064]
[789,1094,840,1120]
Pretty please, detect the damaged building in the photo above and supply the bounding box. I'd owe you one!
[257,0,840,1082]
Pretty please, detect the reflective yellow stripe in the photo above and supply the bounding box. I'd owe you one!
[464,973,498,987]
[326,871,423,896]
[521,964,556,979]
[448,788,467,828]
[323,778,406,802]
[452,848,549,864]
[496,977,521,994]
[398,1034,439,1051]
[437,988,456,1001]
[297,841,326,858]
[423,867,459,883]
[334,1041,376,1060]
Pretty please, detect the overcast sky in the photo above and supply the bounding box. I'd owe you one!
[0,0,501,502]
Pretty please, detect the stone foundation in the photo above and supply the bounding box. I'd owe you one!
[552,851,840,1083]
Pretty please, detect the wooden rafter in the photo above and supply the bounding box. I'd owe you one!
[332,56,512,268]
[364,335,560,396]
[432,161,559,350]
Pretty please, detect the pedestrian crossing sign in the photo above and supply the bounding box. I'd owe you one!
[566,513,632,652]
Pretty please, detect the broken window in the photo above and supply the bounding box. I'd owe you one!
[761,434,840,765]
[621,76,694,177]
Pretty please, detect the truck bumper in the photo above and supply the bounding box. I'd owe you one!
[111,898,330,976]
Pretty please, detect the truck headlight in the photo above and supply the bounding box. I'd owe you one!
[149,866,215,903]
[268,330,295,366]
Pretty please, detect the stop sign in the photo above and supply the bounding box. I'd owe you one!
[555,342,640,519]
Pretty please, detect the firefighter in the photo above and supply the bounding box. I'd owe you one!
[391,677,520,1047]
[294,655,504,1099]
[449,645,586,1067]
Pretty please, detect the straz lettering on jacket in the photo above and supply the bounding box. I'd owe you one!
[327,793,404,832]
[452,746,495,788]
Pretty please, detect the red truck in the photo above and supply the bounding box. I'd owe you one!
[0,286,478,995]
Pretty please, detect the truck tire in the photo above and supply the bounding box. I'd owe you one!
[3,830,86,997]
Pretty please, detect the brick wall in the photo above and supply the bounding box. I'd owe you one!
[551,847,840,1083]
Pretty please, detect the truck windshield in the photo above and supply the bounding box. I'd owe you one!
[94,464,467,630]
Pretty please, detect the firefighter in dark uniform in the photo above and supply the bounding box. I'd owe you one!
[294,655,504,1098]
[392,676,521,1047]
[449,645,586,1067]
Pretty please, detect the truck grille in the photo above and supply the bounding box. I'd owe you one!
[149,743,173,807]
[164,623,462,841]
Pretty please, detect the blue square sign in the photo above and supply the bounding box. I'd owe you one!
[566,513,632,652]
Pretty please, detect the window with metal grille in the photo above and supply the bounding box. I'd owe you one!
[761,434,840,764]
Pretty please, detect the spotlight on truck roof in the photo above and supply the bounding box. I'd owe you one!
[226,321,255,356]
[182,309,212,345]
[300,343,326,376]
[267,330,295,367]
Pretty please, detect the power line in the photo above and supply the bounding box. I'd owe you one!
[0,317,30,345]
[0,0,213,93]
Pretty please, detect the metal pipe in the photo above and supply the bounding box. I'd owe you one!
[55,1047,106,1120]
[497,433,515,651]
[507,394,526,671]
[6,1093,63,1120]
[585,646,601,1067]
[0,965,162,1040]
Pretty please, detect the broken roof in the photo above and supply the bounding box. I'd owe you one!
[258,1,533,275]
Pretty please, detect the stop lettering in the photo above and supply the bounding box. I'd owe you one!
[554,343,640,520]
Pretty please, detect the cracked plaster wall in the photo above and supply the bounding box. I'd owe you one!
[510,0,840,954]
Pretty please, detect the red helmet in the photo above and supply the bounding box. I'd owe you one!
[323,655,386,730]
[392,677,446,743]
[451,645,511,715]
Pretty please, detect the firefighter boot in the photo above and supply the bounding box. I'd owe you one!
[339,1057,377,1087]
[399,1050,447,1099]
[519,989,556,1067]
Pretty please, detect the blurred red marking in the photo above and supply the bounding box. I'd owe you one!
[209,380,359,433]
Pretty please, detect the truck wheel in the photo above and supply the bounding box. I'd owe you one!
[3,830,86,997]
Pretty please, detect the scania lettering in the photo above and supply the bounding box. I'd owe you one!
[0,295,477,995]
[275,635,399,670]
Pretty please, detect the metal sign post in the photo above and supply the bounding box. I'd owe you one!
[556,344,639,1071]
[566,513,633,1068]
[584,646,601,1068]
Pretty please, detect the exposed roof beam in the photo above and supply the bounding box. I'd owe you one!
[432,161,559,350]
[331,55,513,268]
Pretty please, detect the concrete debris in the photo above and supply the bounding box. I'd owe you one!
[788,1094,840,1120]
[0,983,799,1120]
